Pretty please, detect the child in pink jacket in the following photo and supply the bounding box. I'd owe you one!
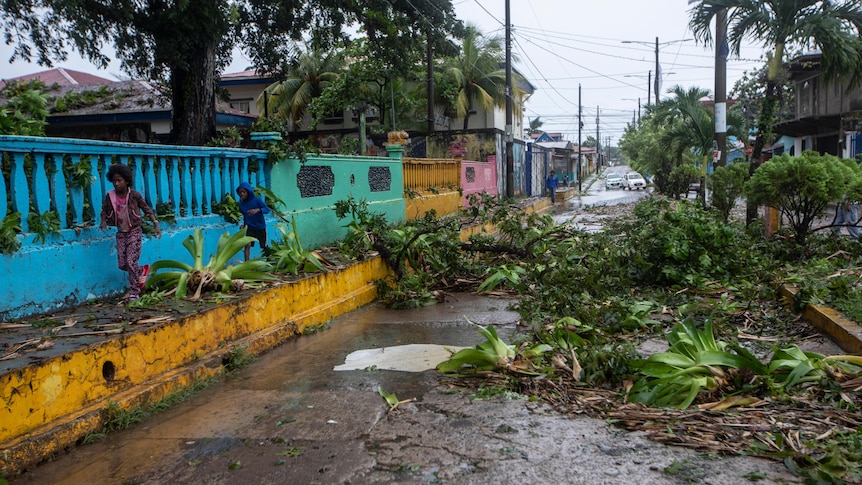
[100,164,162,301]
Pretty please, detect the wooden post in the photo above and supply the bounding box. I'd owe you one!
[764,206,780,238]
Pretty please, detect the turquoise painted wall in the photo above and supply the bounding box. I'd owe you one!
[267,146,406,248]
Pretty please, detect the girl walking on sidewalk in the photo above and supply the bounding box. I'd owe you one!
[100,164,162,301]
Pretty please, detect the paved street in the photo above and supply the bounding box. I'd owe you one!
[12,292,798,485]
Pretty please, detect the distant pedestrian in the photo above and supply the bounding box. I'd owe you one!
[236,182,271,260]
[100,164,162,302]
[546,170,559,203]
[832,197,860,240]
[563,175,569,187]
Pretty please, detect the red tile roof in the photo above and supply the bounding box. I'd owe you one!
[0,67,114,89]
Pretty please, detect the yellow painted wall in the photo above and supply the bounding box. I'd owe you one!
[405,190,462,221]
[0,258,390,475]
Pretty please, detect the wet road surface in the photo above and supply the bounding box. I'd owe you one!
[12,293,799,485]
[552,166,652,231]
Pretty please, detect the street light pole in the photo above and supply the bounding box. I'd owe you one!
[504,0,514,198]
[578,84,582,192]
[623,38,690,104]
[596,106,600,171]
[715,8,728,167]
[654,37,660,105]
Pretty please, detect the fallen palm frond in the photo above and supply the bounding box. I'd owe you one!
[628,319,763,409]
[148,228,275,299]
[377,386,416,412]
[0,338,45,360]
[524,374,862,467]
[437,321,551,375]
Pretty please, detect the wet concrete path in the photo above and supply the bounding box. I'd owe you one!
[13,293,799,485]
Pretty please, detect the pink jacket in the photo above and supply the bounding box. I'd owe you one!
[100,190,155,230]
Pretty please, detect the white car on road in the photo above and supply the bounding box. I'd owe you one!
[623,172,647,190]
[605,172,623,189]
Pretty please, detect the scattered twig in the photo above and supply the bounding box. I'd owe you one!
[0,338,43,360]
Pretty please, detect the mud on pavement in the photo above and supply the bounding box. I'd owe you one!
[11,294,798,485]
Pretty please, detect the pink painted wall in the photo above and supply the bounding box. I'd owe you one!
[461,156,499,207]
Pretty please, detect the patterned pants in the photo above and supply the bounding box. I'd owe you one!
[116,227,143,297]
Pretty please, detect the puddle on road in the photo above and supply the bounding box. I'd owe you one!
[334,344,468,372]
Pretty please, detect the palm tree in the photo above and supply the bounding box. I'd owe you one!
[443,24,509,130]
[689,0,862,223]
[652,86,715,199]
[526,116,544,136]
[655,86,715,163]
[258,45,343,131]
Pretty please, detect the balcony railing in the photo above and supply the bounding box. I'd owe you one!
[402,157,460,193]
[0,135,268,234]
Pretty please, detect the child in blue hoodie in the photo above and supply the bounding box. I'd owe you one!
[236,182,270,260]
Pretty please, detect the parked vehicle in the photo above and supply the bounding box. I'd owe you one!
[688,179,702,196]
[605,172,623,189]
[623,172,647,190]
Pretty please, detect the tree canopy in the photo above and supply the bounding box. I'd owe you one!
[688,0,862,223]
[1,0,462,145]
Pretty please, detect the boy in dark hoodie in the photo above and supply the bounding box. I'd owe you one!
[236,182,271,260]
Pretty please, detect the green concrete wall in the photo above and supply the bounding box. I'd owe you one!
[269,146,406,249]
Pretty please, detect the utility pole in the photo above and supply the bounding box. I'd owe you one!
[715,9,728,167]
[606,136,612,167]
[578,84,582,191]
[596,106,600,171]
[504,0,514,198]
[654,37,660,105]
[426,28,434,134]
[647,71,652,106]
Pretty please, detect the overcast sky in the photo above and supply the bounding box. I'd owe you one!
[1,1,768,145]
[452,0,767,145]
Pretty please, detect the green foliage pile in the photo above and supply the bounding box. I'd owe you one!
[51,86,112,113]
[335,190,861,483]
[0,80,49,136]
[212,193,242,224]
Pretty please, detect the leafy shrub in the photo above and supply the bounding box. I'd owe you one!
[0,213,22,254]
[667,163,700,199]
[746,151,855,243]
[622,198,750,286]
[0,80,49,136]
[709,162,749,222]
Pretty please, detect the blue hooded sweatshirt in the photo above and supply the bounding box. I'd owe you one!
[236,182,270,230]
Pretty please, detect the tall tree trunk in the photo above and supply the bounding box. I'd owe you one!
[745,79,777,225]
[462,90,472,130]
[746,46,784,226]
[169,44,218,146]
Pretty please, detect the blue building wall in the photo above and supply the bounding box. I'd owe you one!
[0,136,405,320]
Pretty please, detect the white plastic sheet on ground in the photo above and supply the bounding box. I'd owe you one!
[333,344,467,372]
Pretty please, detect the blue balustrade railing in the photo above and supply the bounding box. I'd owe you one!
[0,135,410,320]
[0,135,269,234]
